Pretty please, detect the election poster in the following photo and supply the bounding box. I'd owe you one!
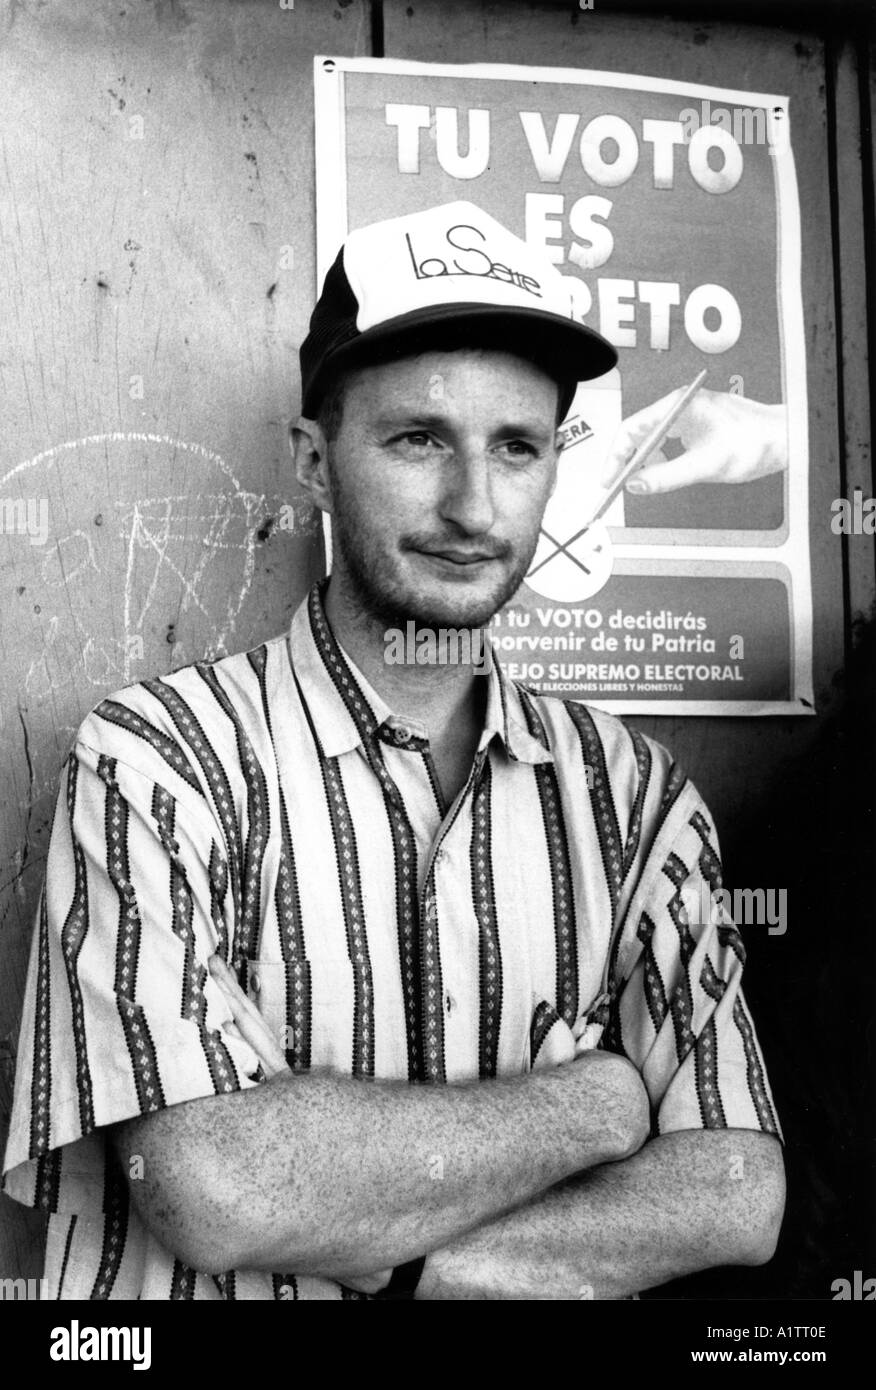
[313,56,813,715]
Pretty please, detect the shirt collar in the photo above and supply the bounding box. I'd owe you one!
[287,582,553,766]
[480,633,554,764]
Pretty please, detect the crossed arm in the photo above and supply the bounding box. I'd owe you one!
[112,957,785,1300]
[415,1127,783,1300]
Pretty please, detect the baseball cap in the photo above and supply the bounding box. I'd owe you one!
[299,200,617,419]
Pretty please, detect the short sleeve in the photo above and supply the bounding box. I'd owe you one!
[2,735,262,1213]
[604,783,782,1141]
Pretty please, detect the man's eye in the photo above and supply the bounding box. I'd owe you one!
[396,431,437,448]
[500,439,538,460]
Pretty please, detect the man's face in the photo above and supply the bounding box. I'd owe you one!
[320,348,561,630]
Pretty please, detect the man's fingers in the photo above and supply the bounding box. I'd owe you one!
[228,1003,289,1078]
[208,952,245,999]
[208,954,289,1077]
[209,955,263,1027]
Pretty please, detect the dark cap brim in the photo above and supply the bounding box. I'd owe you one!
[301,303,617,418]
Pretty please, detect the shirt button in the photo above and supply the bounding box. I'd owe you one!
[250,971,261,994]
[395,726,412,744]
[444,992,454,1015]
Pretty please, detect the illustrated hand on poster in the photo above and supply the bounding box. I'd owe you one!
[600,388,788,496]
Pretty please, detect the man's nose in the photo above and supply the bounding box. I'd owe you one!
[439,448,495,535]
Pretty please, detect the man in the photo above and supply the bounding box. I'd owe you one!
[3,201,784,1300]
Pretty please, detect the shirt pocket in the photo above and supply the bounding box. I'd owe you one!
[245,958,353,1075]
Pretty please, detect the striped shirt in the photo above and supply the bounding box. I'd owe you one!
[3,581,781,1300]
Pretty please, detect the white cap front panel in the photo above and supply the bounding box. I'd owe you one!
[343,201,578,332]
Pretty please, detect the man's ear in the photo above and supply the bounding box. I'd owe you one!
[291,417,333,515]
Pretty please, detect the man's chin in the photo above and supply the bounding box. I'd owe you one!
[392,569,522,630]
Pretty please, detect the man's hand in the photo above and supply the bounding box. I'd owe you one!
[208,955,288,1079]
[560,1048,650,1159]
[601,390,787,495]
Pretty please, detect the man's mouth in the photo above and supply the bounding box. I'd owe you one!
[415,546,503,567]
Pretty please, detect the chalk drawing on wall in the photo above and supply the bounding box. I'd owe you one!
[2,432,318,814]
[2,431,314,690]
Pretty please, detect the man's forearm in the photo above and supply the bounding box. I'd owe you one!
[414,1130,786,1300]
[116,1051,648,1278]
